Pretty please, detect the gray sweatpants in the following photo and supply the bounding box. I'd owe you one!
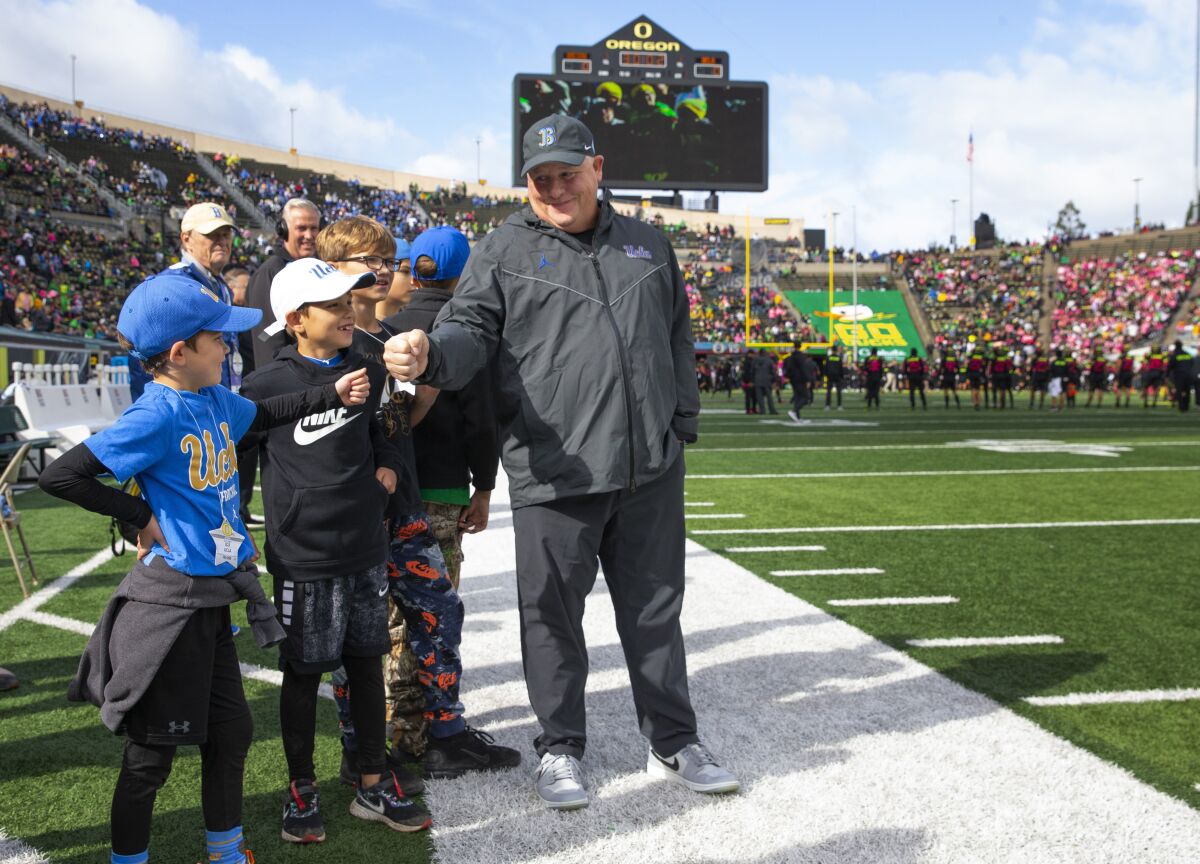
[512,454,698,760]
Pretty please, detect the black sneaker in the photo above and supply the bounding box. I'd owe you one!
[339,745,425,796]
[281,779,325,844]
[349,770,431,832]
[422,725,522,779]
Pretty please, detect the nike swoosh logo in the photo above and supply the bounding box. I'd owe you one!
[378,583,388,598]
[584,144,594,152]
[293,412,360,446]
[651,751,679,771]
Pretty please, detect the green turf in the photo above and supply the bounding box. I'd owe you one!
[689,391,1200,810]
[2,389,1199,860]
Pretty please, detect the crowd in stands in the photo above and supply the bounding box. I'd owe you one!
[902,248,1044,352]
[685,262,815,344]
[1051,251,1199,355]
[421,185,524,239]
[3,96,189,155]
[1,146,111,218]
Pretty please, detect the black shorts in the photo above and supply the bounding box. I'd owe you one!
[1032,377,1048,392]
[274,564,390,673]
[123,605,247,746]
[967,373,982,386]
[992,375,1011,390]
[940,375,956,389]
[1089,374,1105,388]
[1145,373,1164,388]
[1118,372,1134,387]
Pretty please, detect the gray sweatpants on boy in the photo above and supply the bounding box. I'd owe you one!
[512,455,698,760]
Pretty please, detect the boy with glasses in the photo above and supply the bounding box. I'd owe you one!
[319,217,520,781]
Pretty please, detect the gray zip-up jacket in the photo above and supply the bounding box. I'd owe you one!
[420,201,699,508]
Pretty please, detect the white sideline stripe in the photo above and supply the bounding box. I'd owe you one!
[692,518,1200,535]
[11,607,335,702]
[0,547,115,633]
[908,635,1065,648]
[683,501,716,507]
[683,513,745,520]
[828,596,959,607]
[21,610,93,636]
[689,440,1200,453]
[725,545,827,552]
[688,466,1200,480]
[1024,688,1200,707]
[771,568,885,577]
[0,830,49,864]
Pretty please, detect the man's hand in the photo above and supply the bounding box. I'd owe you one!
[383,331,429,382]
[335,368,370,406]
[375,467,397,495]
[459,489,491,534]
[137,514,169,561]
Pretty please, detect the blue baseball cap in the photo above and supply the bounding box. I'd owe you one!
[411,227,470,281]
[394,237,412,261]
[118,271,261,361]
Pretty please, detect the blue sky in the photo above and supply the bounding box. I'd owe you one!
[0,0,1194,250]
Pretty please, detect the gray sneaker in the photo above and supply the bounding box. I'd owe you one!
[648,742,739,794]
[535,752,588,810]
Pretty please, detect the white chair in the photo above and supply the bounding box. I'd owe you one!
[0,442,37,598]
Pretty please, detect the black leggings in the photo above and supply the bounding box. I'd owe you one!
[281,653,386,782]
[111,712,252,855]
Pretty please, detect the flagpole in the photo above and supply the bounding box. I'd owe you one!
[968,130,975,248]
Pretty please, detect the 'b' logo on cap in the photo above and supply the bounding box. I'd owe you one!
[211,205,222,218]
[537,127,556,148]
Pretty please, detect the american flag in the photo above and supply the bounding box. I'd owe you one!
[967,132,974,163]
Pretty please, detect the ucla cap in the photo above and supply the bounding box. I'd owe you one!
[181,202,236,235]
[264,258,376,336]
[118,271,261,361]
[520,114,596,177]
[410,227,470,281]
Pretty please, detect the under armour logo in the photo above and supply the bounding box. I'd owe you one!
[167,720,191,734]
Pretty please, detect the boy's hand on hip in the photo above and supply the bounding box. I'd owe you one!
[336,368,370,406]
[375,467,397,495]
[383,331,429,382]
[137,515,169,561]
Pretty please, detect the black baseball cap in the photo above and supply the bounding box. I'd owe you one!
[520,115,596,177]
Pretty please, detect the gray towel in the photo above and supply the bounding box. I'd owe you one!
[69,557,285,734]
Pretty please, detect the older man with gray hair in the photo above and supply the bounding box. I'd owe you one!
[247,197,322,368]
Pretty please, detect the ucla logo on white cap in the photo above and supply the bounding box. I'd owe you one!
[537,126,556,148]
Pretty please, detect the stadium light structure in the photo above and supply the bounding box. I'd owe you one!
[475,136,482,184]
[1194,0,1199,220]
[950,198,958,250]
[70,54,76,106]
[1133,177,1142,232]
[289,107,297,154]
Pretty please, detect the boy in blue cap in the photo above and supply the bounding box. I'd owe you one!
[38,270,371,864]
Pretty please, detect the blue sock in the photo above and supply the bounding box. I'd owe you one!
[111,852,149,864]
[205,826,245,864]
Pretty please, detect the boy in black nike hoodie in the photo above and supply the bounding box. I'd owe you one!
[239,257,430,842]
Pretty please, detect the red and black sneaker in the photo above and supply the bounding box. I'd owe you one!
[339,744,426,796]
[281,779,325,844]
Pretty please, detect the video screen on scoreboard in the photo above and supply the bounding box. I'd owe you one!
[513,76,767,191]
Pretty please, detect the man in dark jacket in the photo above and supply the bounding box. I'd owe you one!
[382,114,738,811]
[247,198,322,370]
[782,342,818,422]
[753,348,778,414]
[1168,340,1197,412]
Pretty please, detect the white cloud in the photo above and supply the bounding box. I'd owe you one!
[727,0,1197,249]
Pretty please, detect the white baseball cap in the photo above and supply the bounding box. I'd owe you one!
[180,202,236,234]
[264,258,376,336]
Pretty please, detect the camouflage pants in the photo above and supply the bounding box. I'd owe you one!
[382,512,465,754]
[339,506,469,757]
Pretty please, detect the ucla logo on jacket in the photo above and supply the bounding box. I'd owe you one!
[623,245,652,260]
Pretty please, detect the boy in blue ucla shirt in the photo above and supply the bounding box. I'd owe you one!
[39,271,370,864]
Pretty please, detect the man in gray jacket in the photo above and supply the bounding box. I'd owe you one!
[383,115,738,810]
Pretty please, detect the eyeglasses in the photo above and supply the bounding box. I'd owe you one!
[332,255,411,274]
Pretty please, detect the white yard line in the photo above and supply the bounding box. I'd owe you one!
[20,609,93,636]
[1024,688,1200,707]
[682,513,745,520]
[689,440,1200,453]
[692,518,1200,535]
[0,830,49,864]
[725,545,827,552]
[682,501,716,507]
[771,568,885,577]
[829,596,960,607]
[0,547,114,633]
[688,466,1200,480]
[908,635,1065,648]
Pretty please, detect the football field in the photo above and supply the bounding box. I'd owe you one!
[0,389,1198,862]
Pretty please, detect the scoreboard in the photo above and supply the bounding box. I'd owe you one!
[514,16,768,192]
[552,16,730,83]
